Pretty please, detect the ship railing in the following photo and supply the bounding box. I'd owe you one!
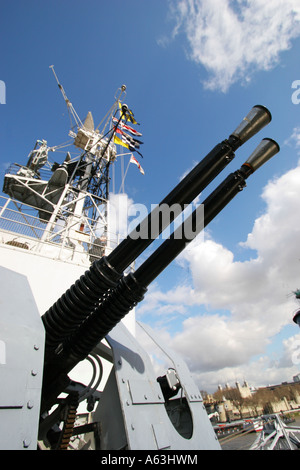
[0,195,121,265]
[250,413,300,450]
[4,162,53,181]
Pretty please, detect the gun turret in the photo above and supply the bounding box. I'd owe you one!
[41,105,272,356]
[40,136,280,413]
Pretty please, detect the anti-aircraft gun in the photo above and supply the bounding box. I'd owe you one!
[1,105,280,450]
[38,104,280,450]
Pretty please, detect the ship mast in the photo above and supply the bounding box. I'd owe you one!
[47,68,131,257]
[2,67,143,265]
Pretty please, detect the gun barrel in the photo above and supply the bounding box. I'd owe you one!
[75,139,280,349]
[41,105,272,353]
[107,105,272,272]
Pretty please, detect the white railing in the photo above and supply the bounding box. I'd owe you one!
[250,414,300,450]
[0,195,120,265]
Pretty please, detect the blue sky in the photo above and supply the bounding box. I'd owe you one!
[1,0,300,392]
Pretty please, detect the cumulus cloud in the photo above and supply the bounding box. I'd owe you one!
[166,0,300,92]
[137,150,300,390]
[285,126,300,150]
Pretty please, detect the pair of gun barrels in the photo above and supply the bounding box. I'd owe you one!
[41,105,280,407]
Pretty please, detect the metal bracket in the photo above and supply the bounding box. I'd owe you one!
[138,322,203,403]
[95,321,220,450]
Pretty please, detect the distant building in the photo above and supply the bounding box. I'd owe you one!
[207,377,300,422]
[293,373,300,383]
[235,380,252,399]
[218,380,252,398]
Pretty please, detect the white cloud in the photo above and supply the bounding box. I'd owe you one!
[285,127,300,150]
[137,149,300,391]
[167,0,300,92]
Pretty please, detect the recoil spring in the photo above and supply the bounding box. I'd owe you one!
[42,256,121,351]
[65,272,147,363]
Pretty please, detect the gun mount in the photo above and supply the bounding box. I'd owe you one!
[1,104,280,450]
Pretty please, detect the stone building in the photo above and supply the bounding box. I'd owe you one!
[235,381,252,399]
[206,379,300,422]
